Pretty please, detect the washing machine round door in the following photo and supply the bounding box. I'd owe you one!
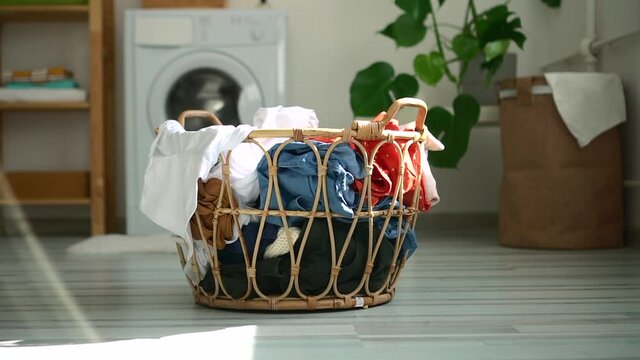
[147,51,263,132]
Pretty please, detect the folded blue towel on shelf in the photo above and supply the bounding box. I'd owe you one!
[3,79,79,89]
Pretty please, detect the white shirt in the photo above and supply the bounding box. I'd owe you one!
[141,120,254,281]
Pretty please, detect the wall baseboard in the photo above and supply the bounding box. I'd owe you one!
[415,212,499,232]
[627,228,640,248]
[1,218,90,236]
[0,217,127,237]
[416,214,640,248]
[2,213,638,249]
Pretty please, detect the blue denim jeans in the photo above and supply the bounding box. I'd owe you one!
[257,141,365,226]
[257,141,417,259]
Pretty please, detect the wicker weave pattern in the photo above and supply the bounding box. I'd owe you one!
[175,98,431,311]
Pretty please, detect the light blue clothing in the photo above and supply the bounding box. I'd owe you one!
[370,197,418,259]
[378,217,417,259]
[4,79,78,89]
[257,141,365,227]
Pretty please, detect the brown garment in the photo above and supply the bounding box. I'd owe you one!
[189,178,236,249]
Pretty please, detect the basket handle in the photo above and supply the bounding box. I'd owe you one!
[351,97,428,140]
[177,110,223,127]
[381,97,427,132]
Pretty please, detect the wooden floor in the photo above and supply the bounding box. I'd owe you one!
[1,229,639,359]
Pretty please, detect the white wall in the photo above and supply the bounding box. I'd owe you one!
[117,0,535,218]
[79,0,507,221]
[3,0,638,230]
[597,0,640,229]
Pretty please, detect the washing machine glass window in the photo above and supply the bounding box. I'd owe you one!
[145,51,265,134]
[166,67,242,130]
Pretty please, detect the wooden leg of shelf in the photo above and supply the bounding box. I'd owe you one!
[0,109,6,236]
[104,0,116,233]
[0,113,3,167]
[89,0,106,235]
[0,24,3,168]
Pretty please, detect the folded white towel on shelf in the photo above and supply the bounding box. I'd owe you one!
[0,88,86,102]
[544,72,626,147]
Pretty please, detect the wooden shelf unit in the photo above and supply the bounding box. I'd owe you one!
[0,0,114,235]
[0,101,89,111]
[0,171,91,205]
[0,5,88,22]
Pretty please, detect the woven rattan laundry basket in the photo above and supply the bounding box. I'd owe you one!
[175,98,434,311]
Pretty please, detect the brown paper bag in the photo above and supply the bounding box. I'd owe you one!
[498,76,623,249]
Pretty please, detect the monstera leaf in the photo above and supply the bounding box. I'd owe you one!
[380,0,436,47]
[380,13,427,47]
[474,5,526,49]
[483,39,510,62]
[427,94,480,168]
[395,0,431,22]
[452,34,480,61]
[414,51,446,85]
[350,62,419,117]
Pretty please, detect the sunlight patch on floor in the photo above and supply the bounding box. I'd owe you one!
[0,326,258,359]
[0,169,100,342]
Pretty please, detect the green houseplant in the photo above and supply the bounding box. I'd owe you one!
[350,0,557,168]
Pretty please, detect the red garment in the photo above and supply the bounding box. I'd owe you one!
[353,112,430,211]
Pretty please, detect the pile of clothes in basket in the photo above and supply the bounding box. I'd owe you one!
[141,106,443,296]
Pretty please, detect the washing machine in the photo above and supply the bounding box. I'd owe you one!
[124,9,286,234]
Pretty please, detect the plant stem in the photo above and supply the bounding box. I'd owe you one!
[463,1,470,32]
[446,57,461,64]
[469,0,479,36]
[459,2,476,89]
[428,23,463,31]
[457,60,470,93]
[428,0,457,83]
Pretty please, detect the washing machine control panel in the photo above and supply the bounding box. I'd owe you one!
[197,12,283,46]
